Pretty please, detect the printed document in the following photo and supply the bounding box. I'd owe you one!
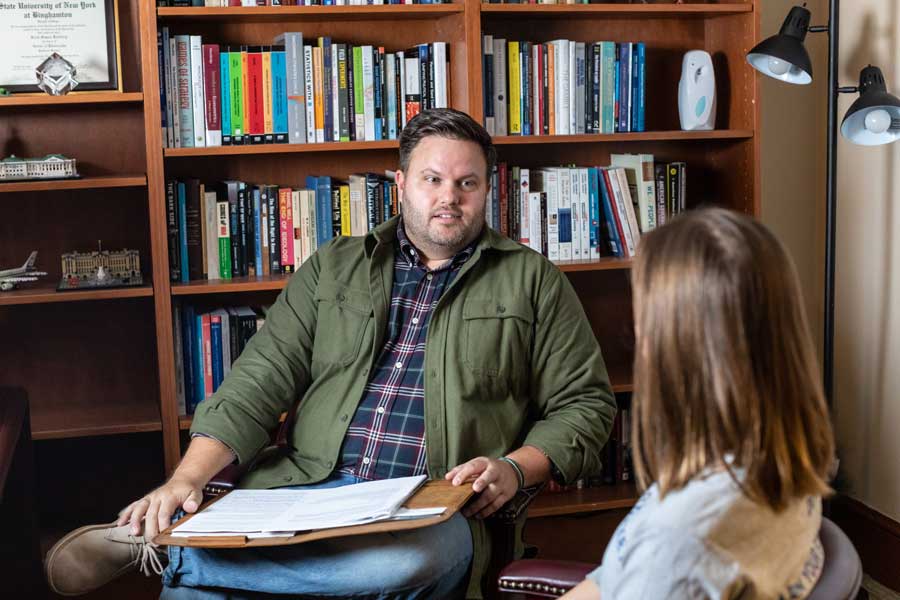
[172,475,431,536]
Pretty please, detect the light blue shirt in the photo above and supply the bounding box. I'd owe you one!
[589,468,823,599]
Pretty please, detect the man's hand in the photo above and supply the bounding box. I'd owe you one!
[446,456,519,519]
[116,476,204,542]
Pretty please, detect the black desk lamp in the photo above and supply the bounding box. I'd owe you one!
[746,2,900,402]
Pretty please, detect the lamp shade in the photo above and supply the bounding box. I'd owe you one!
[746,6,813,85]
[841,65,900,146]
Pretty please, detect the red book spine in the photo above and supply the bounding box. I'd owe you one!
[202,44,221,138]
[601,169,630,258]
[279,188,294,273]
[247,50,265,136]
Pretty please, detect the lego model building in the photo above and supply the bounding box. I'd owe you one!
[58,245,143,291]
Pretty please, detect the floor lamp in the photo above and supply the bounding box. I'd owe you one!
[746,1,900,403]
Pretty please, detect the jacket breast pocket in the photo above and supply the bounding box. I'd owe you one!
[312,280,372,367]
[462,297,534,377]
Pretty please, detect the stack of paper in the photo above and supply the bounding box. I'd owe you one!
[172,475,444,538]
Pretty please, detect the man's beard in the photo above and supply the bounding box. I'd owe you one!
[400,196,485,253]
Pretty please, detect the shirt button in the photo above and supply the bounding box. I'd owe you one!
[497,304,506,313]
[362,457,371,465]
[326,460,333,468]
[412,317,419,325]
[376,406,385,414]
[431,369,437,378]
[283,475,293,482]
[395,361,403,369]
[341,414,349,422]
[426,273,433,281]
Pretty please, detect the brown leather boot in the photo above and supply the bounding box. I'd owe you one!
[44,522,166,596]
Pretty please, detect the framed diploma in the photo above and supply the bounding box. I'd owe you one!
[0,0,122,93]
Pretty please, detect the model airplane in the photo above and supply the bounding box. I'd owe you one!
[0,251,48,291]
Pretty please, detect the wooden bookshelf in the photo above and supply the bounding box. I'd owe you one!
[0,284,153,307]
[0,175,147,194]
[2,0,760,552]
[529,482,639,518]
[0,92,144,107]
[158,4,464,22]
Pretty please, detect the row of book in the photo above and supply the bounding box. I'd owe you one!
[482,36,646,136]
[173,303,269,414]
[158,28,450,148]
[491,155,686,260]
[159,1,447,6]
[166,174,400,282]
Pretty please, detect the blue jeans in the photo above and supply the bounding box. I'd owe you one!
[161,473,473,599]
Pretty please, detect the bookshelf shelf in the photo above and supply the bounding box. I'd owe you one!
[529,481,639,518]
[164,140,399,157]
[0,284,154,306]
[556,258,633,272]
[0,92,144,107]
[171,275,291,295]
[32,400,162,441]
[157,5,464,22]
[0,175,147,194]
[480,3,752,18]
[493,130,754,146]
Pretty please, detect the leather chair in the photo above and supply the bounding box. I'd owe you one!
[498,517,863,600]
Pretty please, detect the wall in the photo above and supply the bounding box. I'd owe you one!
[760,0,900,523]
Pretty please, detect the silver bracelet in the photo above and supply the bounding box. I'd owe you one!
[498,456,525,491]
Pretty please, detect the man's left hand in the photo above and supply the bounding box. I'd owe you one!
[446,457,519,519]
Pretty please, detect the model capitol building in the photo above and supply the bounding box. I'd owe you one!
[0,154,78,180]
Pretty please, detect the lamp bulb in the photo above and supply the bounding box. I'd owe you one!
[864,109,892,134]
[767,57,791,76]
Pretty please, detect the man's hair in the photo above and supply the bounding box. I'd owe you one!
[398,108,497,179]
[630,207,835,511]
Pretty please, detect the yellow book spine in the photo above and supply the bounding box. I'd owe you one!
[508,41,521,135]
[313,46,325,142]
[241,49,250,137]
[262,50,273,137]
[340,185,351,236]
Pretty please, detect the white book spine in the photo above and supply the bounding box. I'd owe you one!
[560,168,573,260]
[529,191,543,254]
[579,168,590,259]
[362,47,376,142]
[189,35,207,148]
[606,168,637,257]
[546,169,560,261]
[433,42,448,109]
[575,42,586,135]
[303,46,316,144]
[494,38,507,136]
[568,40,577,136]
[204,191,219,278]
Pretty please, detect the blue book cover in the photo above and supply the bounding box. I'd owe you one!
[588,167,600,257]
[373,49,383,141]
[314,176,334,247]
[636,42,646,132]
[177,181,189,283]
[271,47,288,143]
[157,30,167,136]
[220,48,232,143]
[210,316,223,392]
[252,187,263,275]
[602,42,616,134]
[193,313,205,411]
[182,304,196,414]
[321,37,333,142]
[598,170,623,257]
[618,43,631,133]
[558,207,572,245]
[383,180,392,220]
[631,44,640,133]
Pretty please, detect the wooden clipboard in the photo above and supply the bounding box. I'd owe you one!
[154,479,474,548]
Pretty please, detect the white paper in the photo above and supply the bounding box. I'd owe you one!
[172,475,427,536]
[388,507,446,521]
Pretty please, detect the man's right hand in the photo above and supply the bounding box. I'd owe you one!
[116,475,204,541]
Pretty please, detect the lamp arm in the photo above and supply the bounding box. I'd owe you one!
[808,25,830,33]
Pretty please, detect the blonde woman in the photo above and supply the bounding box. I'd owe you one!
[563,208,835,599]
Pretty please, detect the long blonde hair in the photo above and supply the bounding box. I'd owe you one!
[631,208,835,511]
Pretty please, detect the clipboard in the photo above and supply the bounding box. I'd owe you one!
[154,479,474,548]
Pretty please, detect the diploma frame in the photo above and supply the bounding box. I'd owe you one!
[1,0,123,94]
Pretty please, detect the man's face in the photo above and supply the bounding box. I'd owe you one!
[396,136,489,261]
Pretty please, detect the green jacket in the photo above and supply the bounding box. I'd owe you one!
[191,215,617,597]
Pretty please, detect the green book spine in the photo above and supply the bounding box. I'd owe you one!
[229,50,244,137]
[216,200,232,279]
[353,46,364,138]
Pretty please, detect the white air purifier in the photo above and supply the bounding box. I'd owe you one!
[678,50,716,131]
